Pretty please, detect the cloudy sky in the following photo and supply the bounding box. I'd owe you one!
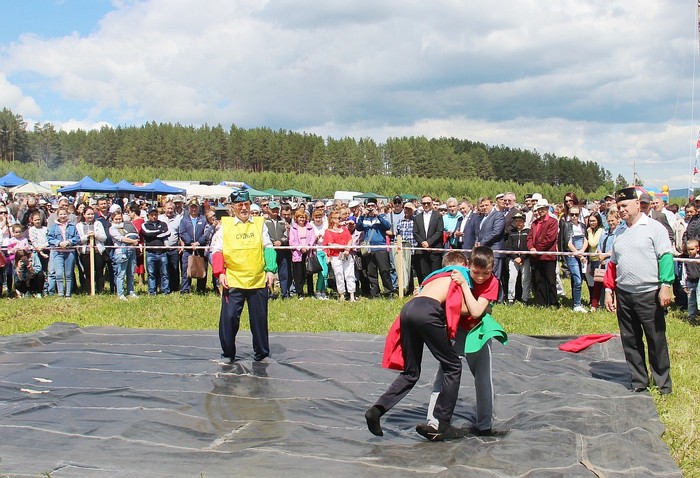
[1,0,699,189]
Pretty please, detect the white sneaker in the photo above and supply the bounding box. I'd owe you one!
[129,293,139,299]
[118,295,128,301]
[573,305,588,313]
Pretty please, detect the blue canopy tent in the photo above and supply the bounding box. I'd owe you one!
[139,179,186,195]
[58,176,117,194]
[0,171,29,188]
[114,179,146,194]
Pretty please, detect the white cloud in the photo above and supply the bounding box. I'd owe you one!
[0,0,697,187]
[0,73,42,117]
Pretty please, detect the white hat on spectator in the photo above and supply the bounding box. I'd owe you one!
[325,200,334,207]
[109,204,122,214]
[531,193,543,201]
[535,198,550,209]
[172,195,185,203]
[348,200,360,208]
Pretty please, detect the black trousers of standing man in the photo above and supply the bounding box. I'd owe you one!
[616,288,672,393]
[219,287,270,362]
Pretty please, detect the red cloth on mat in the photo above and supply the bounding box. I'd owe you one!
[558,334,617,353]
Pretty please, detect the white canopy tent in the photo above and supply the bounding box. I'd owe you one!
[9,181,52,195]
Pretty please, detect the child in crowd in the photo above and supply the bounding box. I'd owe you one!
[13,249,37,297]
[682,239,700,326]
[365,250,471,441]
[28,211,50,295]
[3,224,29,295]
[426,246,504,437]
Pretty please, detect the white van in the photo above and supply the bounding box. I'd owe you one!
[334,191,363,202]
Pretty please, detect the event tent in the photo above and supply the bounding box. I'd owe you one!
[263,188,286,196]
[139,179,186,195]
[185,184,235,198]
[58,176,116,194]
[242,187,272,198]
[114,179,145,194]
[401,193,420,200]
[353,192,387,200]
[9,181,51,195]
[282,188,312,199]
[0,171,29,188]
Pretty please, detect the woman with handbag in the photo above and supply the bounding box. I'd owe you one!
[584,212,604,307]
[324,211,356,301]
[46,207,81,298]
[590,211,622,311]
[109,210,140,301]
[289,209,316,299]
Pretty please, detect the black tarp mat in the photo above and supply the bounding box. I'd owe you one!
[0,323,682,477]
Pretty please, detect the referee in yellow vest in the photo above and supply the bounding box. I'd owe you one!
[211,190,277,362]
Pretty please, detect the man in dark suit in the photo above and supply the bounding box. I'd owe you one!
[179,199,209,293]
[413,195,444,283]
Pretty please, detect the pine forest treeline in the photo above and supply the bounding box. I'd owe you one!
[0,107,617,195]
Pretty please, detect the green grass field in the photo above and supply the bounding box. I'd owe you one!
[1,292,698,477]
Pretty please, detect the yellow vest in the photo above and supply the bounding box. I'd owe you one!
[222,216,266,289]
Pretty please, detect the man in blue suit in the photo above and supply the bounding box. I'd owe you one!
[461,199,483,253]
[476,197,506,300]
[179,199,209,293]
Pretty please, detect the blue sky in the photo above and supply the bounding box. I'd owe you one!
[1,0,699,190]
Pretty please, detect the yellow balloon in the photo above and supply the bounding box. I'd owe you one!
[662,185,669,192]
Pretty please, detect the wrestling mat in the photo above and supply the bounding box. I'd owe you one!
[0,323,682,477]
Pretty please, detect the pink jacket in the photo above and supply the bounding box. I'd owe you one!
[289,222,317,262]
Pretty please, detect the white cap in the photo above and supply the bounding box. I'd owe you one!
[325,200,334,207]
[348,200,360,208]
[531,193,543,201]
[109,204,122,214]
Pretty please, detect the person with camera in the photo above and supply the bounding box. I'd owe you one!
[356,199,395,298]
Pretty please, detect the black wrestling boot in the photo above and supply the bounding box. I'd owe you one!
[415,419,452,441]
[365,406,384,437]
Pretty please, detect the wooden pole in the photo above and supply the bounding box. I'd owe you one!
[396,235,404,299]
[89,235,95,296]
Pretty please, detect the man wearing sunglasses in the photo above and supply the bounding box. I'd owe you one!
[414,195,444,283]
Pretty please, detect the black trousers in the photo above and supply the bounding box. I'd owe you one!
[532,260,558,307]
[416,252,442,284]
[276,250,292,297]
[367,250,395,297]
[375,297,461,422]
[291,254,314,297]
[165,250,181,293]
[79,251,105,294]
[616,288,672,393]
[219,286,270,361]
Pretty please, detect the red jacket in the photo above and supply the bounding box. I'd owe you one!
[527,214,558,261]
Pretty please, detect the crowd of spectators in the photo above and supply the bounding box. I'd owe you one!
[0,188,696,313]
